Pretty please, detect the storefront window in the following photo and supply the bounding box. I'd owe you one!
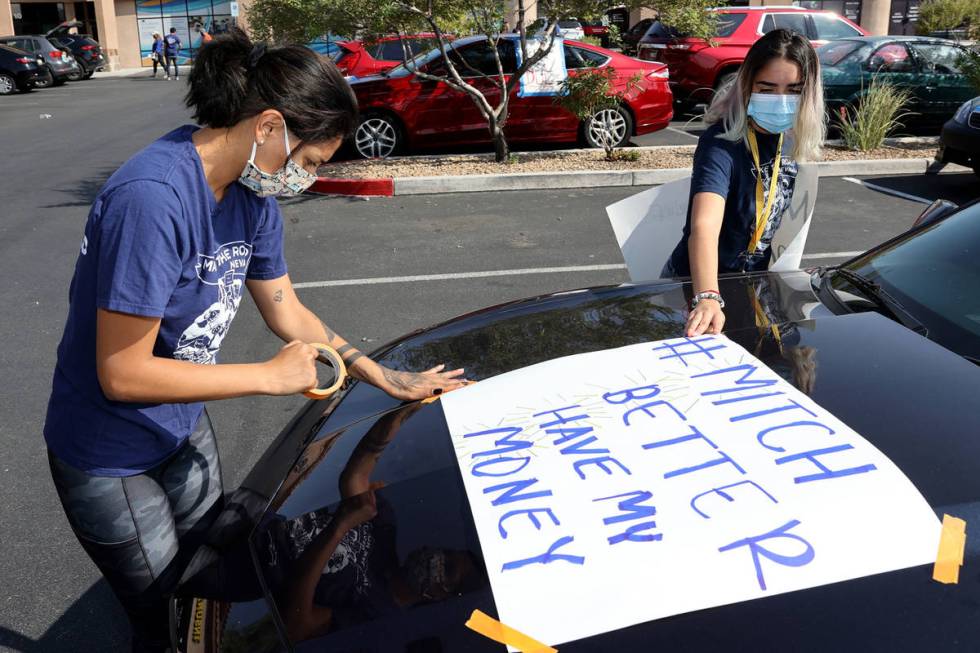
[135,0,234,65]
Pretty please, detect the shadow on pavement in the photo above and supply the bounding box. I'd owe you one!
[41,167,119,209]
[0,580,129,652]
[862,172,979,206]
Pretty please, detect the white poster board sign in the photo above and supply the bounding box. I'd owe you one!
[516,36,568,98]
[606,163,819,281]
[442,335,940,649]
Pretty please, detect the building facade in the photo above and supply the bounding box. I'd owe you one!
[1,0,921,71]
[0,0,249,70]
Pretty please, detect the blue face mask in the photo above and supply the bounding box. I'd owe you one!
[747,93,800,134]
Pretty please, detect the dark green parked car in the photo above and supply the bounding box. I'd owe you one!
[819,36,976,128]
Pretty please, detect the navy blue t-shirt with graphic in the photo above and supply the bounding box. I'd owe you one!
[667,123,797,277]
[44,125,287,476]
[164,33,181,56]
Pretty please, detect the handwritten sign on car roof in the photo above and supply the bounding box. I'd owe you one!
[442,334,940,649]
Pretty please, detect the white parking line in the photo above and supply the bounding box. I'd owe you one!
[841,177,933,205]
[294,253,863,289]
[801,251,863,260]
[666,126,700,140]
[293,264,628,288]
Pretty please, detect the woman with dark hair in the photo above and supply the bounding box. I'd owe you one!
[664,28,826,337]
[43,28,466,652]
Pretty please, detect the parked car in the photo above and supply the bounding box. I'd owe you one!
[621,17,655,55]
[0,43,49,94]
[936,96,980,177]
[332,34,443,79]
[0,34,80,87]
[637,7,868,108]
[45,20,107,79]
[346,35,672,158]
[820,36,977,128]
[522,18,586,41]
[172,196,980,653]
[582,19,611,47]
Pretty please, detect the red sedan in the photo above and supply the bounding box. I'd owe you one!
[349,35,673,158]
[335,34,441,79]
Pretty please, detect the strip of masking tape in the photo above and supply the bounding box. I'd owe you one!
[465,610,557,653]
[932,514,966,585]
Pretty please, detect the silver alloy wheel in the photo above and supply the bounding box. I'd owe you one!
[355,117,398,159]
[0,74,14,94]
[588,108,628,149]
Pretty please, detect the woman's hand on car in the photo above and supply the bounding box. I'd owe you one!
[378,364,468,401]
[686,299,726,337]
[263,340,319,395]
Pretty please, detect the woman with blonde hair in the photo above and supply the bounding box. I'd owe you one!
[664,28,826,337]
[150,31,165,78]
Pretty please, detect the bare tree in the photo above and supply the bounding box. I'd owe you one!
[250,0,717,162]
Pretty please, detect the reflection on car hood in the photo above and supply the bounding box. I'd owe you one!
[213,273,980,651]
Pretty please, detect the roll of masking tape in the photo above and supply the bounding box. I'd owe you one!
[302,343,348,400]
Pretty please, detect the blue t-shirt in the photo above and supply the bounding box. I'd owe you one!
[164,33,181,56]
[667,123,797,276]
[44,125,287,476]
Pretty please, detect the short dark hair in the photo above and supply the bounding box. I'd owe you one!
[185,27,357,144]
[170,27,177,33]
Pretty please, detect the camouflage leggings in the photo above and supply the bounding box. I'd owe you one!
[48,409,224,653]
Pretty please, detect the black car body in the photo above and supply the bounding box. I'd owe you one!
[937,96,980,177]
[173,199,980,652]
[621,18,654,55]
[0,34,80,86]
[0,43,48,94]
[46,20,107,78]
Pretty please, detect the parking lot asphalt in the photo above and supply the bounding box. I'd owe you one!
[0,77,977,652]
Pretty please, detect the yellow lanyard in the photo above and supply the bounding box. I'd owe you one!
[747,129,783,254]
[749,284,783,355]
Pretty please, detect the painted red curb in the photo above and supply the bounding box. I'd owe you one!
[309,177,394,197]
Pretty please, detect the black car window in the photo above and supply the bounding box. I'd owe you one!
[910,42,965,74]
[449,40,516,76]
[869,42,916,72]
[818,40,867,66]
[811,14,863,39]
[840,202,980,360]
[643,20,680,39]
[564,44,609,69]
[629,19,653,36]
[6,38,36,53]
[715,12,747,37]
[762,13,811,38]
[558,20,582,29]
[379,40,413,62]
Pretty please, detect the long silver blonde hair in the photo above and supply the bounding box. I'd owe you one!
[703,29,826,162]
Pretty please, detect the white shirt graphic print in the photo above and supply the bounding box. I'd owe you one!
[174,241,252,364]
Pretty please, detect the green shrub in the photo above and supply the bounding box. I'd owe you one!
[581,35,603,47]
[916,0,980,37]
[835,76,913,151]
[556,67,639,161]
[958,49,980,93]
[612,149,641,162]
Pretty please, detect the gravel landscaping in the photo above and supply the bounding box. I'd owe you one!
[319,141,940,179]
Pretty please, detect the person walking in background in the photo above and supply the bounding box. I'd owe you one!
[164,27,181,80]
[150,32,164,78]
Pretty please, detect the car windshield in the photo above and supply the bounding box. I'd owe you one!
[644,13,745,40]
[834,200,980,361]
[818,40,867,66]
[558,20,581,28]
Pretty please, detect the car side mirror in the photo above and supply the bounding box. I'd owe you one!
[912,198,958,228]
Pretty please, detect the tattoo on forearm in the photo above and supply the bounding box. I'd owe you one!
[318,321,339,344]
[337,344,355,356]
[344,352,365,367]
[273,289,283,303]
